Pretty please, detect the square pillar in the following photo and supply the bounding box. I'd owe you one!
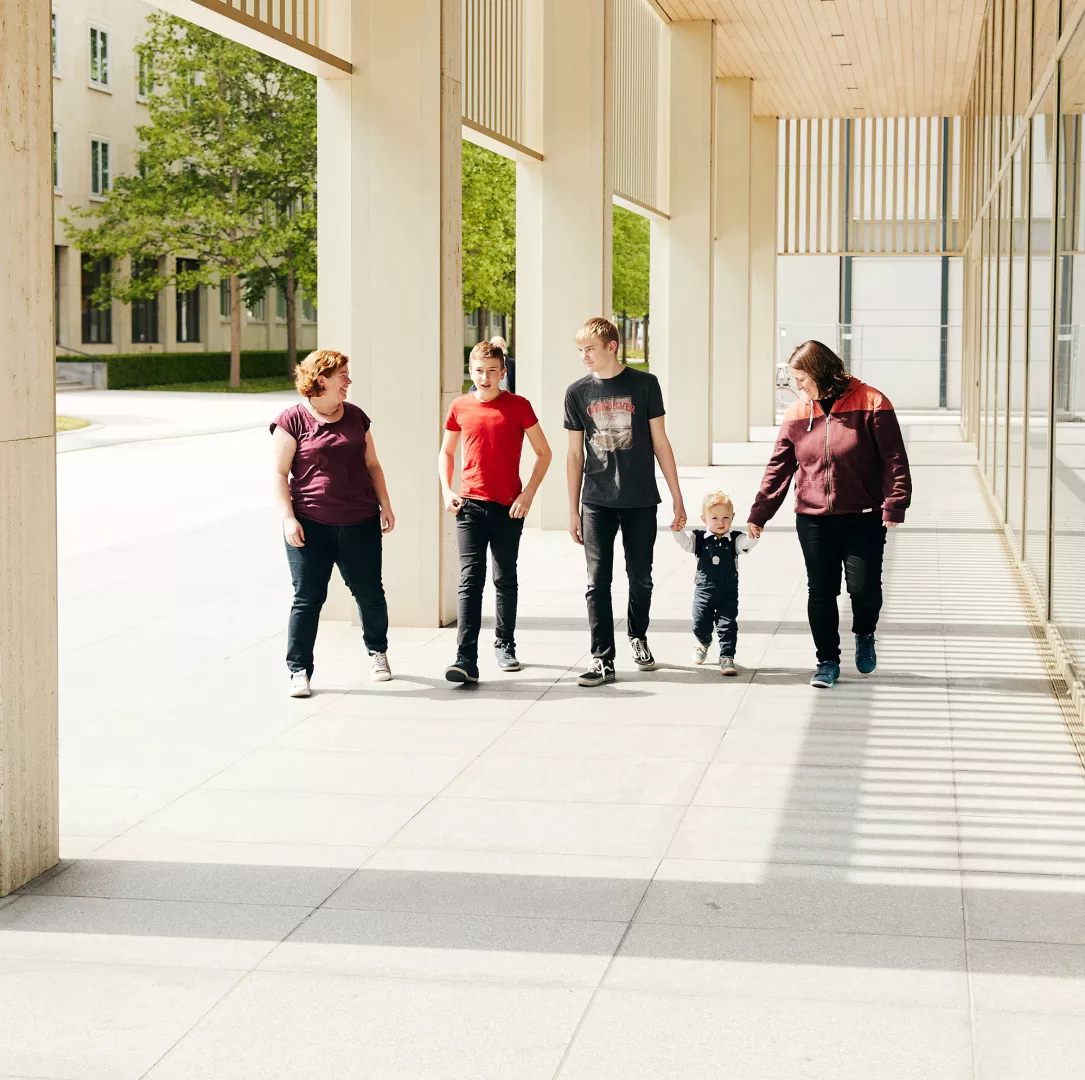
[516,0,613,529]
[316,0,462,626]
[650,21,715,466]
[712,79,778,442]
[1,0,59,895]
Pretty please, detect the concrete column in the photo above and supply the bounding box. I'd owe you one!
[516,0,612,529]
[712,80,778,441]
[1,0,59,896]
[748,115,778,428]
[316,0,461,626]
[650,21,715,466]
[713,78,753,444]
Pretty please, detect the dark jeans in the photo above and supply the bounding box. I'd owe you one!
[795,512,887,664]
[455,498,525,663]
[284,515,389,676]
[582,503,658,660]
[693,579,739,656]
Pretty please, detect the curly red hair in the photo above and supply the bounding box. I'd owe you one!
[295,349,348,398]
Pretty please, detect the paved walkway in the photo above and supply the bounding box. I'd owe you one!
[3,403,1085,1078]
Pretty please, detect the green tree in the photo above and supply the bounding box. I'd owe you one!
[612,204,650,360]
[461,141,516,336]
[64,14,317,384]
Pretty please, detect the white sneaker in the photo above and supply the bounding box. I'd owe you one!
[692,640,709,665]
[289,670,311,698]
[371,651,392,682]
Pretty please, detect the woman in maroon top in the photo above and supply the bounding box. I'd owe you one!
[271,349,396,698]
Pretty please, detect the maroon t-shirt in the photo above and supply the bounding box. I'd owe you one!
[270,402,379,525]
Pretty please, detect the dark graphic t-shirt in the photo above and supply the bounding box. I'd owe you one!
[563,366,665,508]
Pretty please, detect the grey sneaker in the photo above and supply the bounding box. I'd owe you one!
[630,637,657,670]
[495,642,521,672]
[289,670,311,698]
[810,661,841,688]
[370,652,392,682]
[719,656,737,676]
[692,640,710,665]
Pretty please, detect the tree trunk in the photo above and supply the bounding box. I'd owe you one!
[509,304,516,357]
[229,273,241,388]
[478,304,488,343]
[621,310,628,363]
[643,312,650,365]
[285,268,298,373]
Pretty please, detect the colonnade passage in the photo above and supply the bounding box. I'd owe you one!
[1,416,1085,1076]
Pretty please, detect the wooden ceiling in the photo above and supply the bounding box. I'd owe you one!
[650,1,988,118]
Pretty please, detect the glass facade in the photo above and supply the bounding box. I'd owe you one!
[963,0,1085,675]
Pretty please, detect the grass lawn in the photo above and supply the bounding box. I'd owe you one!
[56,415,91,432]
[132,375,297,393]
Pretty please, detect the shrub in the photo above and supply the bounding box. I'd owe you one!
[56,351,291,389]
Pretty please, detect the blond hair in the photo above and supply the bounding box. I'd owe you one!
[702,490,734,516]
[295,349,348,398]
[574,317,620,348]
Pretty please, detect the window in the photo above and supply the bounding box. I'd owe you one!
[51,11,59,76]
[90,137,110,198]
[137,52,153,100]
[89,25,109,88]
[301,293,316,322]
[275,283,288,320]
[247,291,266,322]
[52,129,61,192]
[131,258,159,344]
[81,256,112,344]
[219,278,231,318]
[176,258,201,342]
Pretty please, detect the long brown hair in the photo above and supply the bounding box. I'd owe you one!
[788,340,851,397]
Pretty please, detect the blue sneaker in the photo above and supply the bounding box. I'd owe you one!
[855,633,877,675]
[810,661,840,688]
[445,658,479,684]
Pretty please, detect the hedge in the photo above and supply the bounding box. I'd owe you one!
[56,350,291,389]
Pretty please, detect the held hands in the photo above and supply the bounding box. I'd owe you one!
[509,490,534,519]
[746,523,763,539]
[283,517,306,548]
[886,521,901,528]
[671,501,688,531]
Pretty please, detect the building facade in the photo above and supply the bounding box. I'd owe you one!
[51,0,317,359]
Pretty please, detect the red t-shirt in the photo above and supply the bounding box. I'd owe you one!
[270,402,379,525]
[445,391,539,507]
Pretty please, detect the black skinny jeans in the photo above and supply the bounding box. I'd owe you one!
[285,515,389,676]
[582,503,658,660]
[455,498,525,663]
[795,512,886,664]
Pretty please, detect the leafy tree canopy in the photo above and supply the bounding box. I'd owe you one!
[612,204,650,318]
[462,140,515,315]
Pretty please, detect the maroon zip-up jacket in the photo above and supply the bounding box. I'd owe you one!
[748,377,911,527]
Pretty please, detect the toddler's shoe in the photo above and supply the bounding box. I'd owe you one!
[719,656,737,676]
[692,640,709,665]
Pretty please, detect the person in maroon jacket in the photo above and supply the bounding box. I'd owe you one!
[747,340,911,689]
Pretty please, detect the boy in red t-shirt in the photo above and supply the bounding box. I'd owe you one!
[438,341,553,683]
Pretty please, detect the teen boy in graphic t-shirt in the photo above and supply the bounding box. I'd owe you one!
[439,340,553,683]
[564,317,687,687]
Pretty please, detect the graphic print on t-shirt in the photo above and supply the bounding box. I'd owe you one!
[586,396,635,455]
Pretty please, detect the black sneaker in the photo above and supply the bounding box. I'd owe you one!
[495,642,521,672]
[445,659,479,684]
[578,657,615,687]
[855,633,877,675]
[630,637,657,670]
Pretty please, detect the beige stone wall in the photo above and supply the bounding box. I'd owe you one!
[51,0,318,359]
[1,0,60,896]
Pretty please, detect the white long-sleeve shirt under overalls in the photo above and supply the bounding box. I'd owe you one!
[673,527,757,656]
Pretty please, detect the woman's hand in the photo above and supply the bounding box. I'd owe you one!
[746,523,763,539]
[886,521,901,528]
[284,517,305,547]
[510,490,534,519]
[444,491,463,515]
[671,501,688,531]
[381,508,396,534]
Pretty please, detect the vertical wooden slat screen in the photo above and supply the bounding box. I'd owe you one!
[777,115,961,255]
[612,0,662,215]
[462,0,530,153]
[210,0,327,50]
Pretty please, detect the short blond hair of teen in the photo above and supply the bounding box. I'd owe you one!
[702,490,734,516]
[295,349,348,399]
[574,317,620,348]
[469,340,505,366]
